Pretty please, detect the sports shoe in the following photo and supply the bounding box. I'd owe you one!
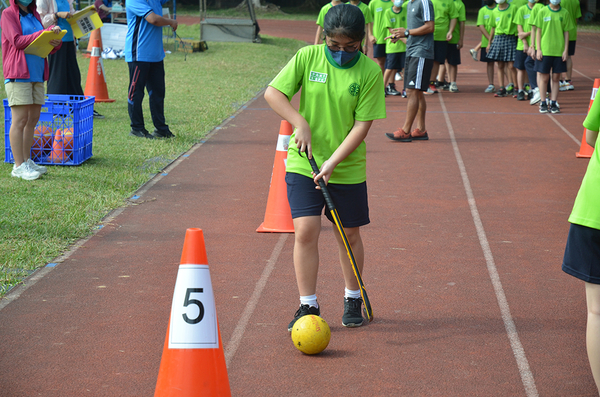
[470,48,477,61]
[401,89,407,98]
[516,91,525,101]
[411,128,429,140]
[428,83,438,93]
[26,158,47,175]
[11,161,41,180]
[485,84,495,93]
[494,87,507,97]
[395,72,403,81]
[566,80,574,90]
[539,101,549,113]
[288,304,320,332]
[524,83,531,92]
[550,102,560,114]
[101,47,118,60]
[385,128,412,142]
[129,129,155,139]
[386,83,401,96]
[93,109,105,119]
[559,80,567,91]
[505,83,515,95]
[151,128,176,138]
[342,297,364,327]
[529,87,541,105]
[424,86,436,95]
[449,82,459,92]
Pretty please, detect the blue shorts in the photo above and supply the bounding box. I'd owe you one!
[373,43,387,59]
[563,223,600,284]
[514,50,528,71]
[535,55,567,74]
[445,43,461,66]
[285,172,370,228]
[433,40,448,64]
[385,52,406,71]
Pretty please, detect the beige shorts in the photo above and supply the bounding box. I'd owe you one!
[5,81,45,106]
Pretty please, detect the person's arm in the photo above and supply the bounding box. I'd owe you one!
[489,27,495,45]
[446,18,457,41]
[478,24,490,41]
[264,86,313,157]
[394,20,434,37]
[314,25,323,45]
[562,31,569,61]
[145,12,177,30]
[458,21,465,49]
[535,26,542,60]
[586,130,598,147]
[316,120,373,185]
[517,25,529,51]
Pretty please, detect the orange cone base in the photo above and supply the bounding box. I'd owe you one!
[256,222,294,233]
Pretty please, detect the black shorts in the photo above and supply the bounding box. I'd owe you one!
[445,43,461,66]
[404,56,434,91]
[285,172,370,228]
[373,43,387,59]
[433,40,448,64]
[568,40,576,56]
[563,223,600,284]
[385,52,406,71]
[480,47,493,63]
[514,50,528,71]
[535,55,567,74]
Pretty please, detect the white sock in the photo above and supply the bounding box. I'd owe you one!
[345,288,361,300]
[300,294,318,308]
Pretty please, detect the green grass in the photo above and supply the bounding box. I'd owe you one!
[175,4,318,20]
[0,29,306,296]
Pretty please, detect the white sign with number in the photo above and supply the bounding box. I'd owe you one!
[168,264,218,349]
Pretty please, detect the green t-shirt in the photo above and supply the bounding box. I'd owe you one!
[508,0,529,17]
[514,3,543,50]
[269,45,386,184]
[369,0,393,44]
[477,5,496,48]
[449,0,466,44]
[432,0,459,41]
[561,0,581,40]
[569,96,600,230]
[316,3,334,28]
[533,5,574,57]
[491,4,517,35]
[354,1,374,24]
[383,6,407,53]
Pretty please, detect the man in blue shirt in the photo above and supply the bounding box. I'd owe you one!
[125,0,177,138]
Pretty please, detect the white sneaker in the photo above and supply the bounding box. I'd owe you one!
[449,82,459,92]
[27,158,47,175]
[567,82,574,90]
[11,162,41,180]
[102,47,118,60]
[485,84,495,93]
[529,88,541,105]
[395,72,402,81]
[559,81,568,91]
[470,48,477,61]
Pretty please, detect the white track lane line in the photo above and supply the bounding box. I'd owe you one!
[438,94,539,397]
[224,233,289,367]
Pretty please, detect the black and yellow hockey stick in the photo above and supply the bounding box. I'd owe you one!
[303,151,373,322]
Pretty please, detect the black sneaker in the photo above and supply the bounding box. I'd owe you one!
[387,83,401,96]
[288,304,320,332]
[516,91,525,101]
[494,88,507,97]
[401,89,407,98]
[93,109,105,119]
[550,102,560,114]
[342,297,364,328]
[152,128,175,139]
[129,129,154,139]
[539,101,549,114]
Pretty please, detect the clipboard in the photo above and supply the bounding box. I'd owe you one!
[24,30,66,57]
[66,5,104,39]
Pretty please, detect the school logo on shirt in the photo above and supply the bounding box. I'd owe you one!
[543,16,551,21]
[309,71,328,83]
[524,14,530,18]
[484,14,490,19]
[496,16,501,21]
[391,17,396,22]
[348,83,360,96]
[376,7,383,11]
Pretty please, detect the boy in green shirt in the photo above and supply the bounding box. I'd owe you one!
[383,0,407,96]
[436,0,465,92]
[314,0,343,45]
[369,0,394,73]
[513,0,543,100]
[558,0,581,90]
[425,0,457,94]
[533,0,574,113]
[476,0,497,93]
[349,0,374,56]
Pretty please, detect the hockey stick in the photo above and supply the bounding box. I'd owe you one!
[303,150,373,322]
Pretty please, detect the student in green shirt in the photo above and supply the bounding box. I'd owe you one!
[558,0,581,90]
[476,0,497,93]
[513,0,543,100]
[533,0,574,113]
[562,94,600,397]
[487,0,517,97]
[265,4,386,331]
[383,0,407,96]
[369,0,394,73]
[436,0,465,92]
[349,0,374,56]
[314,0,343,45]
[425,0,457,94]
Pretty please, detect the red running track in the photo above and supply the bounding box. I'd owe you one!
[1,20,600,396]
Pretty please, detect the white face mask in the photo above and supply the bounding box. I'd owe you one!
[528,0,536,3]
[550,0,561,4]
[394,0,403,6]
[495,0,506,3]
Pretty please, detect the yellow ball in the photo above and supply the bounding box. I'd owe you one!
[291,315,331,355]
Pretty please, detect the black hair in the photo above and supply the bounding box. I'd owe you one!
[323,4,366,43]
[486,0,495,6]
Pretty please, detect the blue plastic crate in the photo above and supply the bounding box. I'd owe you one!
[4,95,94,166]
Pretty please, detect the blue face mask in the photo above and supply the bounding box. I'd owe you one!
[327,47,359,66]
[18,0,33,6]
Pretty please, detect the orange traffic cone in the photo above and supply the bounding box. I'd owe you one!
[84,39,115,103]
[48,129,66,163]
[154,228,231,397]
[256,120,295,233]
[84,28,103,58]
[576,78,600,158]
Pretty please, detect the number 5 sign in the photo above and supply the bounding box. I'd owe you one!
[168,264,218,349]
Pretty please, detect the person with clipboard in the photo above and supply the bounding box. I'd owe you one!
[1,0,62,180]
